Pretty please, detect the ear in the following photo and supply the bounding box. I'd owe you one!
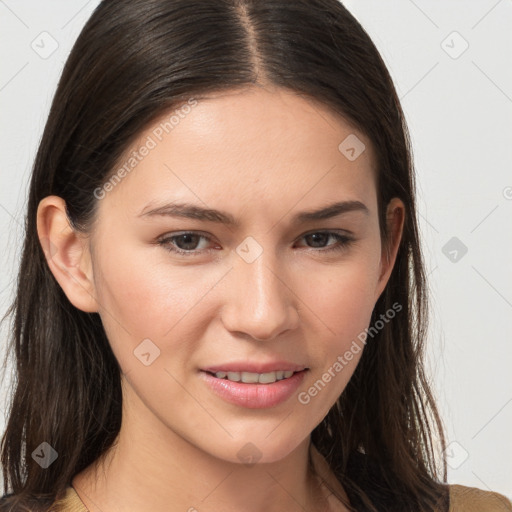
[373,197,405,303]
[36,195,99,313]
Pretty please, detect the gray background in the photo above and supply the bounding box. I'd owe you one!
[1,0,511,498]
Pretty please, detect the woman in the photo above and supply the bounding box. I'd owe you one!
[1,1,511,511]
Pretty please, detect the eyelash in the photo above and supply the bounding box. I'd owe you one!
[156,231,354,257]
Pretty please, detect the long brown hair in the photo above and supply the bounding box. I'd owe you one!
[1,1,448,510]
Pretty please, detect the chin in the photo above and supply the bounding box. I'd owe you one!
[217,433,306,466]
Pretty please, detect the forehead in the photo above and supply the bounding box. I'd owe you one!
[100,86,377,219]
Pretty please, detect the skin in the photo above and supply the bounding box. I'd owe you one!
[37,85,404,512]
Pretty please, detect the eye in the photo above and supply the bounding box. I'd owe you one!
[157,232,216,256]
[296,231,354,253]
[156,230,354,257]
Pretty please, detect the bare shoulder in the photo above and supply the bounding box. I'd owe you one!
[449,484,512,511]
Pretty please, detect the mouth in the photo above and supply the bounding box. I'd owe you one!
[199,368,309,409]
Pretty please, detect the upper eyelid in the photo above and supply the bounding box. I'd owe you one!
[158,228,353,238]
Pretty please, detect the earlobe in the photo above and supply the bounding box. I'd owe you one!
[36,195,99,313]
[374,197,405,302]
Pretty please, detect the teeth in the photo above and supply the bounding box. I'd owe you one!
[214,370,296,384]
[241,371,259,383]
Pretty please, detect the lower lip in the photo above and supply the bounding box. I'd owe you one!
[199,370,308,409]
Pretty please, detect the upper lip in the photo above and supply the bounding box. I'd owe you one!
[202,361,308,374]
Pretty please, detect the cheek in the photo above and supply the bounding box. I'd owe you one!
[296,256,380,401]
[301,258,380,341]
[94,246,212,335]
[92,249,224,389]
[91,250,216,380]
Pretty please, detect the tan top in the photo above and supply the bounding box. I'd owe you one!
[48,483,512,511]
[49,486,86,511]
[448,484,512,511]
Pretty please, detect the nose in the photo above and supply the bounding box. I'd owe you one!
[220,247,300,341]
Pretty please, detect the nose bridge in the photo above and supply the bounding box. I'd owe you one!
[223,235,298,340]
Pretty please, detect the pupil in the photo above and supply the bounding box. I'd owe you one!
[308,233,327,247]
[178,234,198,250]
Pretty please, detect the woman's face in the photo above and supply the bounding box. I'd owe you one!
[76,86,403,463]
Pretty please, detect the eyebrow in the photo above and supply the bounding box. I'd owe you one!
[138,199,369,226]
